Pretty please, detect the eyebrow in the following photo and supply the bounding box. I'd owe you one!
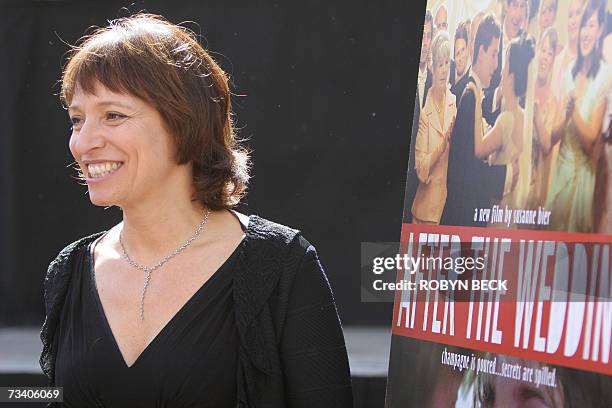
[68,101,134,112]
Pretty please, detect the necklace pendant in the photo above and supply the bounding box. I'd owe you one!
[118,208,211,323]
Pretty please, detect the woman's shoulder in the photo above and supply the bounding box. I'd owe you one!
[232,215,322,328]
[497,110,515,131]
[594,60,610,79]
[47,232,105,273]
[591,60,611,95]
[43,231,106,310]
[243,214,312,257]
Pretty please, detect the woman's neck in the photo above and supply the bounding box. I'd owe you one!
[117,167,210,260]
[569,38,578,58]
[120,196,208,260]
[536,72,550,88]
[504,91,519,111]
[431,85,445,104]
[535,80,550,102]
[535,75,550,100]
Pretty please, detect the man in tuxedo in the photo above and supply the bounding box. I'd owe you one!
[441,14,517,227]
[483,0,529,125]
[450,20,471,99]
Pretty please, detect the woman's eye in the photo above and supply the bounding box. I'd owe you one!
[105,112,127,122]
[70,117,82,128]
[106,112,127,121]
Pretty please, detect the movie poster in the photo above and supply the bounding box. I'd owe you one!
[386,0,612,406]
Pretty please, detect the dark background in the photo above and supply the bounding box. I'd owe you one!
[0,0,426,328]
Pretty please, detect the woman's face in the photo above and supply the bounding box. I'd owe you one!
[579,11,603,60]
[68,83,183,208]
[538,1,556,32]
[568,0,584,44]
[454,38,468,78]
[538,35,555,81]
[432,52,450,91]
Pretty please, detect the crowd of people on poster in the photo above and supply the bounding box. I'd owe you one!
[407,0,612,233]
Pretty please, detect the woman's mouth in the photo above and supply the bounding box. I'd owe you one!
[581,38,593,52]
[86,162,124,179]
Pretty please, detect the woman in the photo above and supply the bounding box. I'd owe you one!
[550,0,585,98]
[471,34,535,208]
[594,89,612,232]
[411,31,456,225]
[39,14,353,407]
[528,27,562,209]
[537,0,558,37]
[546,0,610,232]
[594,16,612,233]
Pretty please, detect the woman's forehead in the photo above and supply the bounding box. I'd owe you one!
[69,83,141,110]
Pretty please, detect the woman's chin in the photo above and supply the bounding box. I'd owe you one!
[87,193,119,208]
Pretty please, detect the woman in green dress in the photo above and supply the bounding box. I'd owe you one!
[546,0,610,232]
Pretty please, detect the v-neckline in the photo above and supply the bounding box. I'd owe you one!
[87,214,250,370]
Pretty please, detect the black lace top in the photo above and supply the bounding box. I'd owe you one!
[41,214,353,407]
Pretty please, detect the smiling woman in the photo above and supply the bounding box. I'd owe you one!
[40,13,353,408]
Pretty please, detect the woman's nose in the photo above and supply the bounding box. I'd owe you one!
[71,119,105,154]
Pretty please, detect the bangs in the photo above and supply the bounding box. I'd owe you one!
[61,22,175,107]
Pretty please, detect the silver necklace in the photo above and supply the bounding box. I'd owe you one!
[119,209,211,321]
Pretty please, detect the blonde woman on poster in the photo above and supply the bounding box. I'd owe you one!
[411,31,457,225]
[550,0,586,97]
[547,0,610,232]
[528,28,562,208]
[594,24,612,233]
[538,0,559,35]
[470,34,535,208]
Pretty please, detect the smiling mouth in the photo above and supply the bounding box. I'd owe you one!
[581,40,593,52]
[86,162,124,179]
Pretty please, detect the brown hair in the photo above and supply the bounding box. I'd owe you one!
[572,0,606,79]
[473,13,501,66]
[454,20,470,46]
[61,13,250,210]
[424,9,434,39]
[541,26,559,54]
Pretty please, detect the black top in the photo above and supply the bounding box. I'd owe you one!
[42,214,354,408]
[54,236,242,407]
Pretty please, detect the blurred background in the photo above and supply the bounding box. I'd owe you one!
[0,0,425,406]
